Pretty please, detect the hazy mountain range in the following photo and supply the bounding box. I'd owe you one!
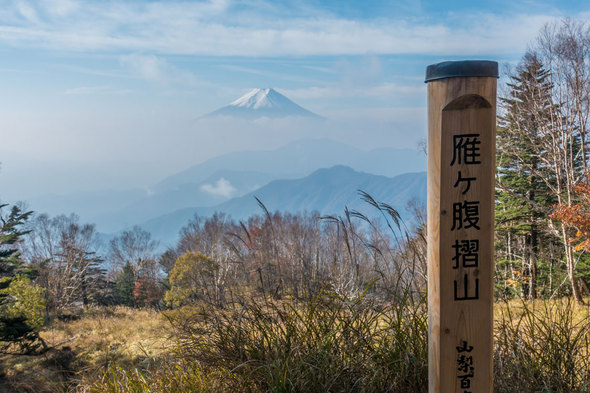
[20,88,427,247]
[142,166,427,248]
[154,138,425,192]
[28,138,425,233]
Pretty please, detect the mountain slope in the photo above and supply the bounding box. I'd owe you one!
[26,139,425,235]
[142,166,427,247]
[155,139,425,193]
[203,88,321,119]
[92,169,278,232]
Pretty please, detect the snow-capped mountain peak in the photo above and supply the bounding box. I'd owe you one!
[230,88,276,109]
[203,88,322,119]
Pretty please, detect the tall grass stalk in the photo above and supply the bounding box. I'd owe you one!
[494,298,590,392]
[77,355,252,393]
[172,289,428,393]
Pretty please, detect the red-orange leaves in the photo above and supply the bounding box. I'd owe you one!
[551,184,590,251]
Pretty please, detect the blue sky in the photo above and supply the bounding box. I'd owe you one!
[0,0,589,200]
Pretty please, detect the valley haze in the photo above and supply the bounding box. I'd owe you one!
[2,85,428,248]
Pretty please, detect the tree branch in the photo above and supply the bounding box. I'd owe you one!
[495,179,553,215]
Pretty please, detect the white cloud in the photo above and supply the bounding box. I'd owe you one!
[43,0,80,17]
[119,53,198,86]
[200,178,236,198]
[15,0,39,23]
[336,54,383,87]
[0,1,572,57]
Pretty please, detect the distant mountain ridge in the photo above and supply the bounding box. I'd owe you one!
[203,88,321,119]
[94,140,425,232]
[93,169,279,231]
[27,139,426,236]
[155,139,425,193]
[142,166,427,247]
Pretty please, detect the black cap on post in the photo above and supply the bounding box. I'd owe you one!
[425,60,498,83]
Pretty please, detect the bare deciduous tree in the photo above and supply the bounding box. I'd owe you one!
[25,214,104,310]
[536,20,590,303]
[109,225,159,281]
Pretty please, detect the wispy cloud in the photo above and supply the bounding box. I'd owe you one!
[218,64,324,84]
[44,0,80,18]
[280,83,423,100]
[59,64,129,79]
[119,54,199,86]
[14,0,40,23]
[64,85,132,95]
[0,1,570,57]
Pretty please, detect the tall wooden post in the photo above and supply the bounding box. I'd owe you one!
[426,61,498,393]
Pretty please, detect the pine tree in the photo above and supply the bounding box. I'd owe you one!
[113,262,136,307]
[496,52,559,298]
[0,204,46,352]
[0,204,32,280]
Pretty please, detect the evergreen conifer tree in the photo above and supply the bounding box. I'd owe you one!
[0,204,46,352]
[496,52,559,298]
[114,262,136,307]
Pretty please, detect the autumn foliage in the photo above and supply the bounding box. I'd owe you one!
[133,278,162,307]
[550,184,590,251]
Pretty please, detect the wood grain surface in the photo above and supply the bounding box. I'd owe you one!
[427,77,496,393]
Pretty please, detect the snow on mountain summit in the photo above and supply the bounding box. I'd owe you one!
[230,88,277,109]
[203,88,321,119]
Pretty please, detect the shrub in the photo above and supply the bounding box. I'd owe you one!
[0,275,46,351]
[133,278,162,308]
[164,252,218,307]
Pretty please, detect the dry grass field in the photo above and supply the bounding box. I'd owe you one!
[0,298,589,392]
[0,307,172,392]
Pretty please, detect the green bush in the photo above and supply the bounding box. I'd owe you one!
[164,252,218,307]
[0,275,46,350]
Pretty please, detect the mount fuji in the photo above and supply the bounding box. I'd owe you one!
[203,88,322,119]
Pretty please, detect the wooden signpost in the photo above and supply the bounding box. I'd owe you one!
[426,61,498,393]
